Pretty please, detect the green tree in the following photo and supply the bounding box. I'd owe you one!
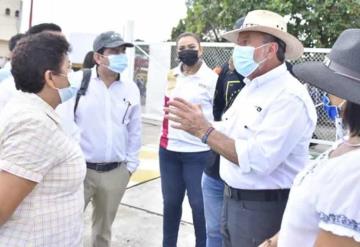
[171,0,360,48]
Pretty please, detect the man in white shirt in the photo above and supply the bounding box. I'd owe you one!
[164,10,317,247]
[63,31,141,247]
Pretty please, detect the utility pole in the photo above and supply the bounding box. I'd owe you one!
[29,0,33,28]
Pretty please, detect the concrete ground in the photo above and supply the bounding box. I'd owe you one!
[84,121,196,247]
[83,120,331,246]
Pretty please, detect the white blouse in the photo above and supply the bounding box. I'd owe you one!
[278,146,360,246]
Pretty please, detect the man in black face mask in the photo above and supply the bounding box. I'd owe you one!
[159,32,218,247]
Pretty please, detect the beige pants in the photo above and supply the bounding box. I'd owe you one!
[84,164,130,247]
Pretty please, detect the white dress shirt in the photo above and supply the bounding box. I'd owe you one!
[160,62,218,152]
[215,64,317,189]
[0,92,86,246]
[0,76,18,112]
[57,68,141,173]
[0,62,11,82]
[278,148,360,246]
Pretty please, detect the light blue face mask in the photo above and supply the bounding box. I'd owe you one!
[232,44,268,77]
[58,86,77,103]
[107,54,128,74]
[56,72,82,103]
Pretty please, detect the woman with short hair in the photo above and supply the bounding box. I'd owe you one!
[0,32,85,246]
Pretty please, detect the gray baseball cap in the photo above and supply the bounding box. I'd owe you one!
[93,31,134,52]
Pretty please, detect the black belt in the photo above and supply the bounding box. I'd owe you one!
[86,162,124,172]
[224,184,289,202]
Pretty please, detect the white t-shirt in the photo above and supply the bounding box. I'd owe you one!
[160,62,218,152]
[278,148,360,246]
[0,76,18,112]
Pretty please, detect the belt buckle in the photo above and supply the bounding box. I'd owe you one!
[95,163,106,172]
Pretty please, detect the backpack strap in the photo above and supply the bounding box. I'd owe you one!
[74,68,92,114]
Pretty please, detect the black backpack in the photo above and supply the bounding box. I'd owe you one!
[74,68,92,114]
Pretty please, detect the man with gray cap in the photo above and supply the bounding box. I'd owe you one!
[164,10,317,247]
[71,31,141,246]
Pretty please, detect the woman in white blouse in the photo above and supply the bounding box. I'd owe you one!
[259,29,360,247]
[160,32,218,247]
[0,32,85,246]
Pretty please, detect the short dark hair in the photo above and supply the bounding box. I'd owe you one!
[11,32,70,93]
[8,33,25,51]
[82,51,95,69]
[176,32,201,47]
[26,23,62,35]
[343,101,360,137]
[96,47,105,55]
[262,33,286,63]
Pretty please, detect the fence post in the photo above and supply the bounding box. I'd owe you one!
[124,20,135,84]
[144,42,171,121]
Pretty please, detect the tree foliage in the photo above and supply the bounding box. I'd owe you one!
[171,0,360,48]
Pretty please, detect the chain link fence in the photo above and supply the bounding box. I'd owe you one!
[134,42,333,143]
[133,44,150,106]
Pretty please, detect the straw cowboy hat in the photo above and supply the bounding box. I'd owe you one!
[293,29,360,105]
[222,10,303,60]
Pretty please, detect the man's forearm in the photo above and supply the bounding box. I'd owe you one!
[205,129,239,165]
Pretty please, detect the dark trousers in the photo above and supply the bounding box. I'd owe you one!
[221,191,287,247]
[159,147,210,247]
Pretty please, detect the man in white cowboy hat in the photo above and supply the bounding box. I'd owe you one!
[164,9,317,247]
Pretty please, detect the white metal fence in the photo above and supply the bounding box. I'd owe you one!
[133,42,333,143]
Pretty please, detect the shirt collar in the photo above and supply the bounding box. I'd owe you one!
[244,63,287,87]
[20,92,61,125]
[173,60,208,78]
[93,67,123,85]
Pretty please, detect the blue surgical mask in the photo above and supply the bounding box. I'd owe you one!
[56,72,81,103]
[232,44,268,77]
[58,86,78,103]
[107,54,128,74]
[322,95,345,121]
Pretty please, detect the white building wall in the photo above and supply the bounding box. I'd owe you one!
[0,0,22,58]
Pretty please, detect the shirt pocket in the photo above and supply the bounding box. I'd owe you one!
[113,100,132,125]
[238,104,263,139]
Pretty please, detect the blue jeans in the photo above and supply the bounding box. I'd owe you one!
[159,147,209,247]
[201,173,224,247]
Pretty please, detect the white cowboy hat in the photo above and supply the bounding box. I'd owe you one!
[222,10,304,60]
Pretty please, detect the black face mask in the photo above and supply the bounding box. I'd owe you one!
[178,49,199,66]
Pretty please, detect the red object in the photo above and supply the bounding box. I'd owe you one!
[160,96,170,148]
